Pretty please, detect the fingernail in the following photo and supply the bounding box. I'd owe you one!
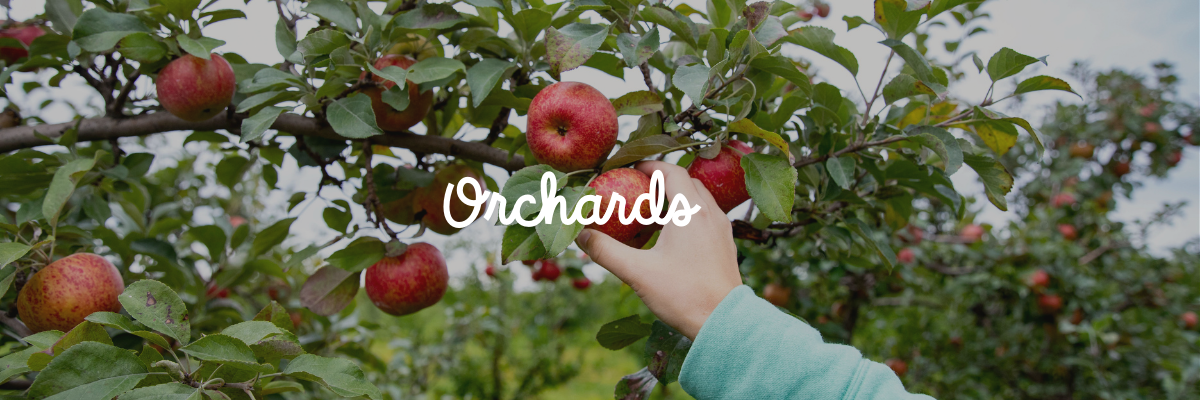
[575,230,592,249]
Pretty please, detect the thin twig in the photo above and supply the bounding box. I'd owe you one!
[861,50,895,127]
[362,140,400,241]
[793,136,908,168]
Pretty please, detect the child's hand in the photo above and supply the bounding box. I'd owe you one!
[575,161,743,339]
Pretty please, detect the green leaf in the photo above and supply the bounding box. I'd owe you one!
[240,106,286,143]
[117,280,191,345]
[29,321,113,371]
[728,119,793,163]
[844,217,897,268]
[602,135,680,171]
[644,320,691,384]
[616,30,659,66]
[367,65,409,90]
[327,93,382,138]
[186,225,227,262]
[501,224,546,264]
[873,0,924,39]
[971,53,985,73]
[509,9,552,43]
[393,4,463,30]
[754,16,787,47]
[963,153,1014,211]
[825,156,855,190]
[254,301,296,332]
[595,315,651,350]
[466,59,515,108]
[536,186,595,256]
[71,8,152,52]
[27,342,147,400]
[0,267,16,301]
[221,321,286,345]
[45,0,83,34]
[544,23,608,80]
[0,242,32,268]
[261,381,304,395]
[638,6,697,48]
[783,27,858,76]
[275,18,299,62]
[905,126,962,175]
[379,86,410,111]
[672,64,710,106]
[117,33,167,62]
[297,29,350,59]
[749,56,812,99]
[299,266,360,316]
[116,383,197,400]
[881,74,937,104]
[303,0,359,34]
[928,0,981,19]
[975,107,1044,156]
[84,312,138,332]
[986,47,1045,82]
[251,217,296,257]
[954,118,1018,156]
[175,36,224,59]
[43,155,98,226]
[741,154,796,222]
[1011,75,1080,98]
[282,354,382,400]
[326,237,386,273]
[501,165,566,218]
[162,0,201,19]
[179,334,272,373]
[611,91,663,116]
[405,57,465,85]
[878,39,943,94]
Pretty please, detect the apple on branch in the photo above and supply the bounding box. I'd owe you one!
[687,140,753,213]
[156,54,236,122]
[361,55,434,131]
[365,243,448,316]
[527,82,618,172]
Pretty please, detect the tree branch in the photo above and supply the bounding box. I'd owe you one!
[0,112,527,171]
[793,136,908,168]
[0,313,32,338]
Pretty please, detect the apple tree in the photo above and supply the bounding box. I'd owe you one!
[0,0,1131,397]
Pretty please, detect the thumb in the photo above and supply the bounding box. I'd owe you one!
[575,229,641,283]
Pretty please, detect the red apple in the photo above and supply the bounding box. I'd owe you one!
[414,163,484,235]
[949,336,963,348]
[1139,103,1157,117]
[1167,151,1182,166]
[897,248,915,264]
[814,2,831,17]
[762,283,790,306]
[1143,121,1162,136]
[960,224,984,243]
[1058,224,1077,240]
[364,243,448,316]
[522,259,539,267]
[289,312,303,328]
[537,260,561,282]
[885,358,908,377]
[586,168,653,245]
[1182,311,1198,329]
[229,215,247,228]
[484,264,496,277]
[0,23,44,65]
[1068,142,1094,159]
[1112,161,1131,177]
[905,225,924,244]
[687,140,753,213]
[360,55,433,131]
[526,82,619,172]
[1070,308,1084,325]
[796,9,814,21]
[17,253,125,333]
[1025,269,1050,289]
[1051,193,1076,208]
[572,277,591,290]
[1038,294,1063,314]
[156,54,236,122]
[205,281,230,299]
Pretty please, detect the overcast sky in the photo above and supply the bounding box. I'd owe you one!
[6,0,1198,282]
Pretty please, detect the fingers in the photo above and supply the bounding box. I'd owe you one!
[690,178,723,214]
[635,161,703,202]
[575,229,642,284]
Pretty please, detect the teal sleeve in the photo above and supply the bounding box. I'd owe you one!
[678,286,935,400]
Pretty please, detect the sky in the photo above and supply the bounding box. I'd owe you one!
[5,0,1198,284]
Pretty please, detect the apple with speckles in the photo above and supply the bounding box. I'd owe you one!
[18,253,125,333]
[156,54,236,122]
[586,168,653,246]
[0,23,44,65]
[364,243,448,316]
[688,140,753,213]
[527,82,618,172]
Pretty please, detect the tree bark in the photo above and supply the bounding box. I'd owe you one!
[0,112,527,172]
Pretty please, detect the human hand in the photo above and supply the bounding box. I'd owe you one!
[575,161,743,339]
